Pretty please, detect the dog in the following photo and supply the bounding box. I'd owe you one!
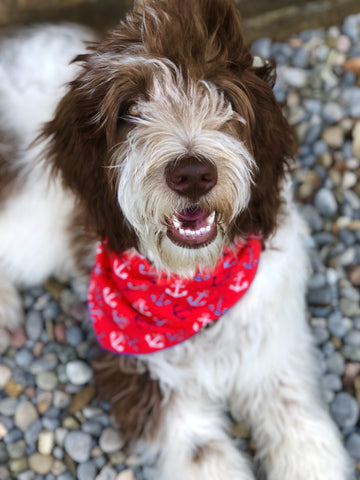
[0,0,352,478]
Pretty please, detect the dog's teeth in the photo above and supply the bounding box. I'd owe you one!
[200,227,206,234]
[207,212,215,225]
[185,229,192,236]
[172,216,181,229]
[205,225,211,233]
[179,228,185,235]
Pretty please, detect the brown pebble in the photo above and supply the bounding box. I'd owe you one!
[69,385,96,414]
[344,57,360,77]
[348,265,360,287]
[5,379,25,398]
[32,341,45,357]
[25,387,37,400]
[37,392,53,414]
[342,363,360,388]
[10,327,27,349]
[54,323,66,343]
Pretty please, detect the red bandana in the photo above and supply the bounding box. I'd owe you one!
[88,238,261,355]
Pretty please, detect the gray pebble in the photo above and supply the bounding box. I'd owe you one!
[15,349,34,369]
[65,360,93,385]
[251,37,272,59]
[321,373,342,392]
[36,371,58,391]
[314,188,338,217]
[64,431,92,463]
[328,311,351,338]
[322,102,345,124]
[331,393,360,429]
[66,326,84,347]
[25,311,43,341]
[77,461,97,480]
[95,466,117,480]
[24,420,42,447]
[346,433,360,460]
[0,398,19,416]
[58,473,76,480]
[325,352,345,376]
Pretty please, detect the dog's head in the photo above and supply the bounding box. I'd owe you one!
[43,0,296,275]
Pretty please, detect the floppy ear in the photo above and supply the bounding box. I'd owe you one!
[41,57,139,252]
[229,60,296,241]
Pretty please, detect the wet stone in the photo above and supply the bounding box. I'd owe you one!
[331,392,360,429]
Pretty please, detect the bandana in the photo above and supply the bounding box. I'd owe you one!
[88,237,261,355]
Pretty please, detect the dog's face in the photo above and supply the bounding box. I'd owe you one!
[44,0,295,275]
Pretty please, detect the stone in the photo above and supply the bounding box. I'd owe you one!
[352,121,360,160]
[0,363,12,389]
[25,311,43,341]
[279,66,308,88]
[36,371,58,390]
[53,390,71,409]
[251,37,271,59]
[68,385,96,414]
[314,188,338,217]
[36,391,53,414]
[64,431,92,463]
[95,466,117,480]
[66,360,93,385]
[346,433,360,460]
[28,453,54,475]
[99,427,124,454]
[5,378,25,398]
[38,430,55,456]
[115,471,136,480]
[77,461,97,480]
[51,459,67,476]
[7,439,26,460]
[348,265,360,286]
[331,392,359,429]
[10,327,27,349]
[8,457,28,475]
[14,401,39,432]
[322,102,344,124]
[321,126,344,149]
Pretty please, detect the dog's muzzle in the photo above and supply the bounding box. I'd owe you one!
[165,157,218,248]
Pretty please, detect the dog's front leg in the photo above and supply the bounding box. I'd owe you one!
[155,392,255,480]
[231,345,352,480]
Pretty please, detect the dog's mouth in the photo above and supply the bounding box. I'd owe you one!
[166,207,217,248]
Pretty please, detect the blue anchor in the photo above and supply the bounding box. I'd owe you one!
[152,316,168,326]
[187,291,209,307]
[139,264,158,276]
[151,293,171,306]
[243,246,258,270]
[194,271,211,282]
[224,255,238,269]
[172,303,193,321]
[166,331,185,342]
[112,311,129,328]
[209,297,229,316]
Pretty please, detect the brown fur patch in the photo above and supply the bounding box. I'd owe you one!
[42,0,296,251]
[92,351,165,446]
[0,127,21,205]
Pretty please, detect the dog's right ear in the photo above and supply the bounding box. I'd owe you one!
[40,60,139,252]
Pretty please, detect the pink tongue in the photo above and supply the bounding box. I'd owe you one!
[176,207,208,226]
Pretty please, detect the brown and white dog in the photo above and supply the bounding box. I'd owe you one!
[0,0,352,478]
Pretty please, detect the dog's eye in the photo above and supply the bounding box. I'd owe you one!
[127,103,142,117]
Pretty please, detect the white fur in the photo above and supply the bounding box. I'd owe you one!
[0,24,94,327]
[0,22,352,480]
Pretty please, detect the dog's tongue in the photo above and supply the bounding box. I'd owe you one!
[167,207,217,248]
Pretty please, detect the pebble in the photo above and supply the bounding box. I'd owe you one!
[36,371,58,391]
[331,392,360,429]
[64,431,92,463]
[0,363,12,389]
[28,453,54,475]
[77,461,97,480]
[115,471,136,480]
[99,428,124,454]
[38,430,55,456]
[314,188,338,217]
[25,311,43,341]
[65,360,93,385]
[95,466,117,480]
[14,401,39,432]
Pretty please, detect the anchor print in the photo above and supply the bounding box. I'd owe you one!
[224,254,238,269]
[144,333,165,349]
[166,331,185,342]
[193,313,212,332]
[194,271,211,282]
[151,293,171,307]
[132,299,152,317]
[113,259,130,280]
[109,331,126,352]
[165,279,188,298]
[209,296,229,316]
[243,246,259,270]
[103,287,118,309]
[139,263,158,276]
[112,311,129,329]
[229,272,249,293]
[187,291,209,307]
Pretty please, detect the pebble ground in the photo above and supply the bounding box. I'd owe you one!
[1,13,360,480]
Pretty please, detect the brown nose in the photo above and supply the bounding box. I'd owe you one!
[165,157,217,200]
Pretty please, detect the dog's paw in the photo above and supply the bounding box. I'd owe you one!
[0,278,24,330]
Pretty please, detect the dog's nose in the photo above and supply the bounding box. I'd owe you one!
[165,157,217,200]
